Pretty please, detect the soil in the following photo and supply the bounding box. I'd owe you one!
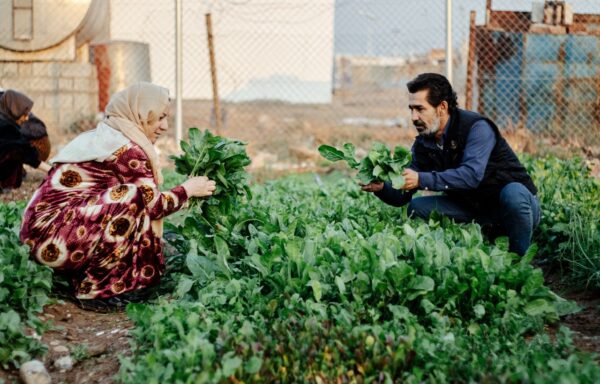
[0,299,133,384]
[543,269,600,358]
[1,147,598,383]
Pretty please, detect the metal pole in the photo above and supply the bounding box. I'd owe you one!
[465,11,476,110]
[175,0,183,150]
[446,0,453,84]
[205,13,222,134]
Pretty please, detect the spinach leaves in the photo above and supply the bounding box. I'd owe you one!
[319,142,412,188]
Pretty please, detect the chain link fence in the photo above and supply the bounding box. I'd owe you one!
[1,0,599,170]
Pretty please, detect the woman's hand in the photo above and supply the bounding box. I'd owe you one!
[181,176,216,198]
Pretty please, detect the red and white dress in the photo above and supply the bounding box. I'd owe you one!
[20,142,188,299]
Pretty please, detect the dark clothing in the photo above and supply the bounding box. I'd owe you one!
[375,119,498,207]
[20,114,51,161]
[375,109,537,209]
[419,119,496,191]
[0,116,40,188]
[374,109,539,255]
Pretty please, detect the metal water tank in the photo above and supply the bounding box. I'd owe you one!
[90,41,152,111]
[0,0,95,52]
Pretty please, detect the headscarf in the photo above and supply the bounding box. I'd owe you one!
[0,90,33,122]
[51,82,170,184]
[103,82,170,185]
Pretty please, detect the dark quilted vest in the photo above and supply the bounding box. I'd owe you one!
[412,109,537,209]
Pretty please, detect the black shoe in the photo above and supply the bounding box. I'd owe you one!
[74,297,128,313]
[72,290,151,313]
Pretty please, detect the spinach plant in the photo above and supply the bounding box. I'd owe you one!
[171,127,252,223]
[319,142,411,188]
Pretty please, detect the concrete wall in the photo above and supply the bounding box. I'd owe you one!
[0,60,98,137]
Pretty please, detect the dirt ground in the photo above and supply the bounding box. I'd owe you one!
[0,164,599,383]
[0,299,133,384]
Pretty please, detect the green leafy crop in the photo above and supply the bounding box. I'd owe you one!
[0,203,52,368]
[319,142,411,188]
[171,128,252,221]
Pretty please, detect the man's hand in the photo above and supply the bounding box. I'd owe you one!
[401,169,419,190]
[360,181,384,193]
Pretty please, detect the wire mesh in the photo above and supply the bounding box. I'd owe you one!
[1,0,599,167]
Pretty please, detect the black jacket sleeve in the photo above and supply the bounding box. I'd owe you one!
[374,182,416,207]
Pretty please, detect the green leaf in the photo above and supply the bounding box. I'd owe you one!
[175,277,194,298]
[307,280,323,302]
[221,355,242,377]
[524,299,556,317]
[244,356,262,374]
[389,172,405,189]
[214,236,232,276]
[409,276,435,292]
[318,145,346,162]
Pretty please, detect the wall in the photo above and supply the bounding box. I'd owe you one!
[0,57,98,136]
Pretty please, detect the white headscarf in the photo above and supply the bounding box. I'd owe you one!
[51,82,170,184]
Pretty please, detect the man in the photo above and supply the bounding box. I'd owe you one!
[362,73,540,256]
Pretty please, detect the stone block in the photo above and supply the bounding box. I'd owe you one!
[61,63,93,78]
[58,94,74,110]
[18,63,33,76]
[32,62,59,77]
[59,78,74,91]
[73,78,94,92]
[0,78,24,91]
[0,63,19,77]
[43,94,58,110]
[72,92,97,115]
[28,78,57,92]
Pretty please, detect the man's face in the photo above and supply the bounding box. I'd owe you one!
[408,89,441,138]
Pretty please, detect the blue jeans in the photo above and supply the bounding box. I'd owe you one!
[407,182,541,256]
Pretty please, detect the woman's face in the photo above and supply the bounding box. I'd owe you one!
[16,113,29,126]
[147,106,170,144]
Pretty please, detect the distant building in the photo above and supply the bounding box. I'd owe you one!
[332,50,445,104]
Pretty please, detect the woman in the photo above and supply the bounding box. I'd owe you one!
[20,82,215,309]
[0,90,50,189]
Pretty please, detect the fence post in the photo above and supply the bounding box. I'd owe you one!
[466,11,476,110]
[205,13,222,135]
[175,0,183,150]
[446,0,453,84]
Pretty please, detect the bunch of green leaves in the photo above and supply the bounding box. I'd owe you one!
[0,202,52,368]
[172,127,252,215]
[168,128,253,282]
[319,142,411,188]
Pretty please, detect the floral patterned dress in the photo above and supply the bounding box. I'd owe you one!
[20,142,188,299]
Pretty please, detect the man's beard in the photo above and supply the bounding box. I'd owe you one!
[415,115,441,138]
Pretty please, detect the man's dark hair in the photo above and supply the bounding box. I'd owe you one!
[407,73,458,112]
